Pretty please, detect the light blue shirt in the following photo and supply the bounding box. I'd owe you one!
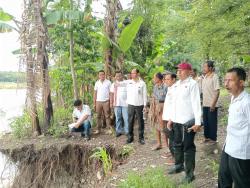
[225,90,250,159]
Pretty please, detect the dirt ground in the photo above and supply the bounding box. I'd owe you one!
[0,95,230,188]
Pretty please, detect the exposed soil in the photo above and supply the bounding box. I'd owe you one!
[0,95,230,188]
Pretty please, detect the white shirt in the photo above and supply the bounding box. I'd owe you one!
[170,77,201,125]
[72,105,92,123]
[110,81,127,107]
[225,90,250,159]
[126,79,147,106]
[94,79,111,102]
[162,84,175,121]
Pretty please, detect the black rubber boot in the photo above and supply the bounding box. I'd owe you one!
[168,147,184,174]
[182,151,195,183]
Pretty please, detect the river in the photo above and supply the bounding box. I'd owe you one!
[0,89,26,187]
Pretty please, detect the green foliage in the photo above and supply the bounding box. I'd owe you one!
[90,147,113,175]
[48,107,72,137]
[118,145,134,158]
[0,8,13,21]
[119,167,194,188]
[10,111,32,138]
[0,8,16,33]
[45,10,84,25]
[118,16,144,53]
[210,160,219,177]
[0,22,15,33]
[0,71,26,83]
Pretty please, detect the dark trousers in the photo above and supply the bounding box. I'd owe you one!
[218,150,250,188]
[71,121,91,137]
[173,123,196,171]
[164,124,174,156]
[203,107,218,141]
[128,105,144,140]
[173,123,196,154]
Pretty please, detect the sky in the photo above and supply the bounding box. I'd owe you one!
[0,0,22,71]
[0,0,132,72]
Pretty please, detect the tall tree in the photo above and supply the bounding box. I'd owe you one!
[104,0,122,77]
[21,0,42,135]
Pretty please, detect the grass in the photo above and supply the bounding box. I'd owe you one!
[210,159,219,177]
[118,145,134,158]
[0,82,26,89]
[90,147,113,175]
[119,167,194,188]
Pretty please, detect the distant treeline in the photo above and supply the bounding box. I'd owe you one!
[0,71,26,83]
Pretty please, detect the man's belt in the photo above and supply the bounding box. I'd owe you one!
[158,100,165,103]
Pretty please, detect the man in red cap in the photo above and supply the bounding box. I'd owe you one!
[167,60,201,183]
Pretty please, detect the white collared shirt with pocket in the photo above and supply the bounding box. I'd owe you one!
[94,79,111,102]
[162,84,175,121]
[170,77,201,125]
[110,81,128,107]
[225,90,250,159]
[126,79,147,106]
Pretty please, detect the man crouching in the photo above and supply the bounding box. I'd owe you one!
[68,99,91,140]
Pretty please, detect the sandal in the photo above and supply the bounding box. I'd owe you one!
[151,145,162,151]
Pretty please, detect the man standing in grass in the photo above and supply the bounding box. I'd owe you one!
[218,67,250,188]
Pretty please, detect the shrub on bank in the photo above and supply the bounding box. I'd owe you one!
[48,107,72,137]
[10,111,32,138]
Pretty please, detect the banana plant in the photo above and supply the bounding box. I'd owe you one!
[0,7,19,33]
[44,0,91,100]
[101,15,144,74]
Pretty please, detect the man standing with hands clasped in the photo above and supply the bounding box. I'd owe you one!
[167,61,201,183]
[218,67,250,188]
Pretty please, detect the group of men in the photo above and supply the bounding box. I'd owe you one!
[69,68,147,144]
[68,61,250,187]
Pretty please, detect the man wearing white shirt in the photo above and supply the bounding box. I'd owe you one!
[68,99,91,140]
[162,72,177,163]
[110,71,129,137]
[126,68,147,144]
[218,67,250,188]
[93,70,112,134]
[167,62,201,184]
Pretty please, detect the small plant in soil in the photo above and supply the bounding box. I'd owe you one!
[118,145,134,158]
[90,147,113,175]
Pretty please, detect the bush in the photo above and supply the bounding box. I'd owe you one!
[10,111,32,138]
[48,107,72,137]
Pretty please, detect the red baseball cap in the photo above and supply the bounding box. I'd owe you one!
[176,62,192,70]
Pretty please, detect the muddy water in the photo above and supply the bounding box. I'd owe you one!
[0,89,26,187]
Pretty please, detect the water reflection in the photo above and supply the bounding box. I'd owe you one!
[0,89,26,134]
[0,89,26,187]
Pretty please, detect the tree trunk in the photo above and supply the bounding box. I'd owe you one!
[34,0,53,131]
[104,0,122,78]
[21,0,41,136]
[69,0,79,100]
